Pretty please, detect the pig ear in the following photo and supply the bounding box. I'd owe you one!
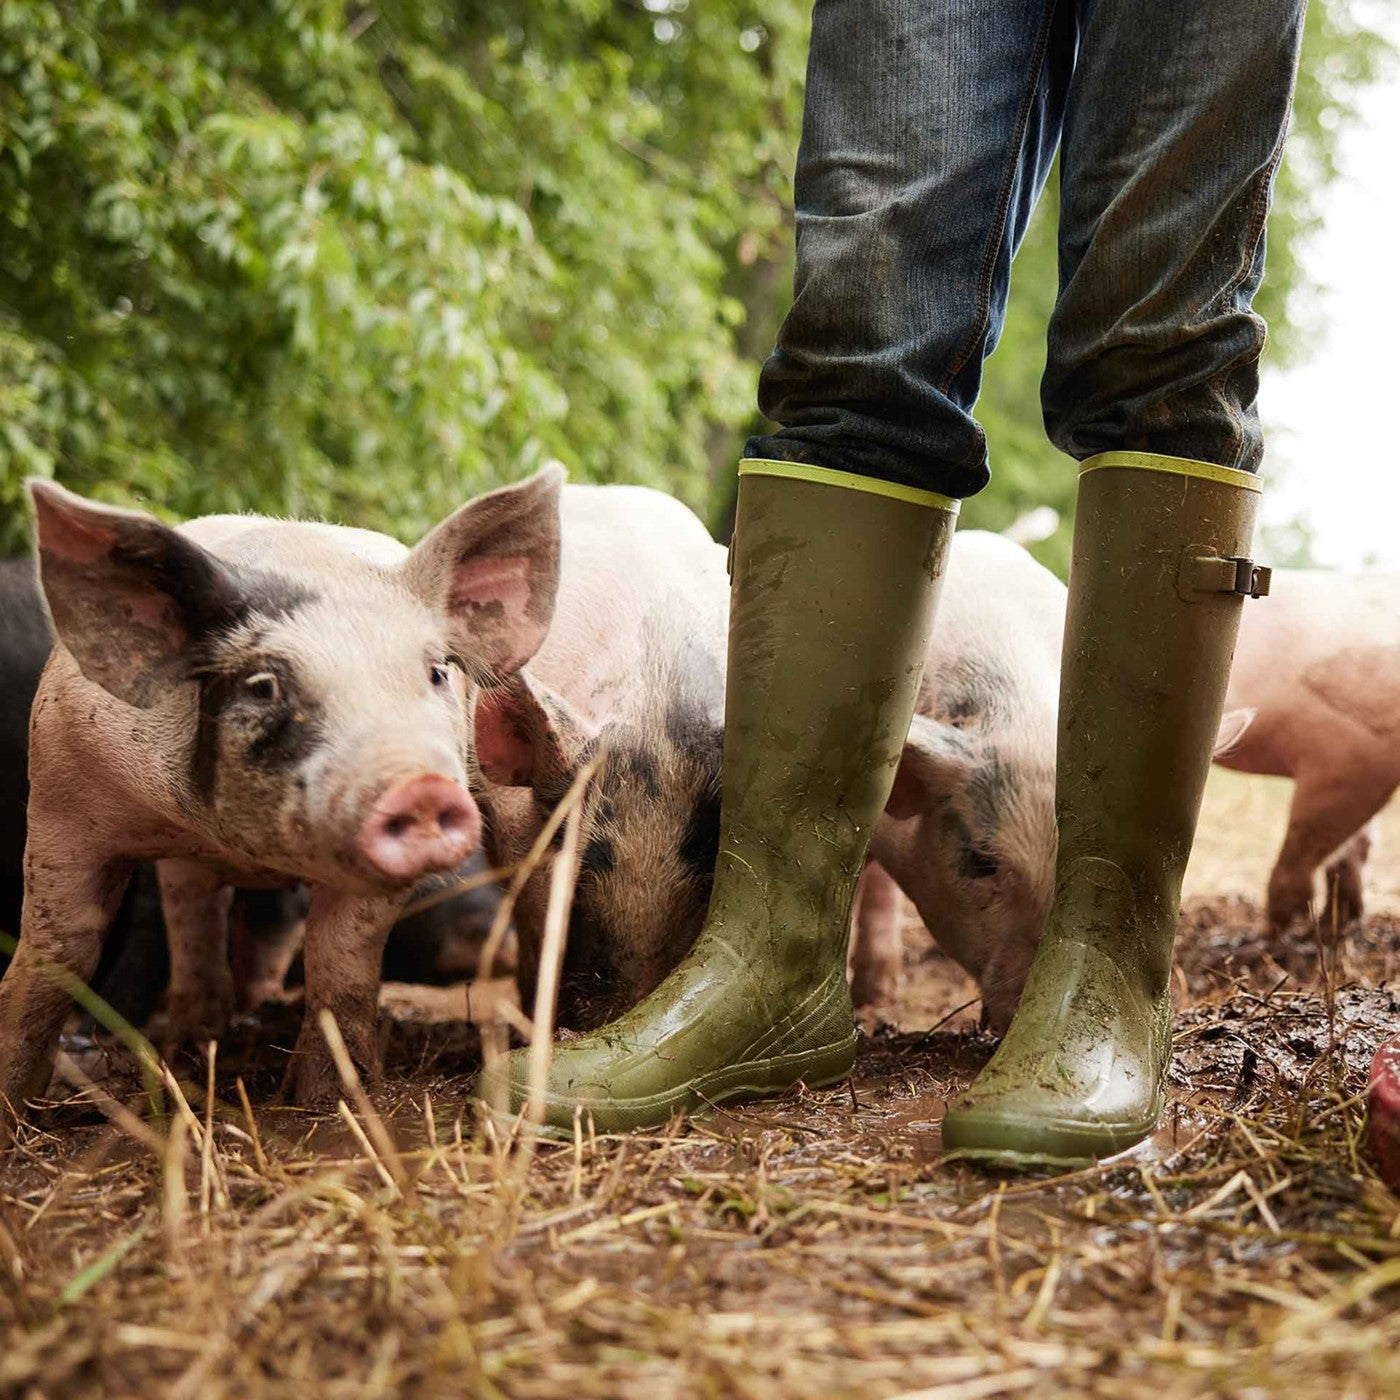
[403,464,565,676]
[885,714,976,820]
[473,671,596,788]
[1214,707,1256,758]
[28,480,238,707]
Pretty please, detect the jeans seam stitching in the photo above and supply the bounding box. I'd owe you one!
[939,0,1062,395]
[1222,123,1290,308]
[1202,120,1290,468]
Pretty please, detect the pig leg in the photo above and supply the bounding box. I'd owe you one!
[1268,770,1395,934]
[229,891,306,1011]
[157,859,235,1047]
[284,886,405,1107]
[0,840,130,1136]
[848,860,904,1009]
[1321,823,1375,932]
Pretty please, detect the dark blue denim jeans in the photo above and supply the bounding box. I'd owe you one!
[747,0,1306,497]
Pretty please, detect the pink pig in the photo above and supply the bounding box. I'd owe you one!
[1216,567,1400,932]
[0,469,562,1132]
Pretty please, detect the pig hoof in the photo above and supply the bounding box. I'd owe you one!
[164,993,236,1051]
[284,1054,340,1111]
[293,1077,340,1113]
[1265,889,1310,936]
[285,1051,381,1111]
[1322,874,1364,931]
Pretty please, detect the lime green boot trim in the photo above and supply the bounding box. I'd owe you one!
[477,462,957,1135]
[738,458,962,512]
[941,453,1268,1168]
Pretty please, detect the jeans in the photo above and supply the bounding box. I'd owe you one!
[747,0,1306,497]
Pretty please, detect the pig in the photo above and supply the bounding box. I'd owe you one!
[474,490,1063,1040]
[3,554,502,1032]
[0,558,52,953]
[0,467,562,1131]
[382,856,507,985]
[1215,567,1400,933]
[858,531,1065,1029]
[473,484,727,1027]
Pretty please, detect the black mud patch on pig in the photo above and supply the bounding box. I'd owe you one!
[664,695,724,773]
[109,528,312,690]
[229,573,320,631]
[174,567,316,706]
[928,657,1013,729]
[609,745,663,800]
[530,732,604,823]
[191,652,325,803]
[969,755,1015,833]
[937,807,1000,883]
[663,696,723,880]
[556,903,622,1027]
[109,523,243,627]
[579,832,616,877]
[679,791,721,882]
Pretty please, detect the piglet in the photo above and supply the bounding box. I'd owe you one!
[0,467,561,1131]
[0,557,51,950]
[1215,567,1400,932]
[858,530,1064,1030]
[474,483,728,1028]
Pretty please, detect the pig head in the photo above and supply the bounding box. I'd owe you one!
[872,710,1057,1032]
[475,641,724,1027]
[864,531,1066,1032]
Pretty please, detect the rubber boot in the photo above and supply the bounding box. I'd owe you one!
[942,452,1269,1167]
[478,459,958,1134]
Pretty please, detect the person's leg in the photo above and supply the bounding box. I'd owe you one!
[943,0,1306,1165]
[749,0,1075,498]
[1043,0,1304,468]
[478,0,1075,1132]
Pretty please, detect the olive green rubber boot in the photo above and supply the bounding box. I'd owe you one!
[941,452,1269,1168]
[477,459,958,1134]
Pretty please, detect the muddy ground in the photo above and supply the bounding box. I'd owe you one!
[2,877,1398,1399]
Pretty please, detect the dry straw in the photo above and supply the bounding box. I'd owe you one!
[2,775,1400,1393]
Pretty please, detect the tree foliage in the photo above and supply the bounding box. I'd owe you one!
[0,0,804,548]
[0,1,1384,564]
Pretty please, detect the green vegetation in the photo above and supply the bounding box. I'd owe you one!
[0,1,1387,566]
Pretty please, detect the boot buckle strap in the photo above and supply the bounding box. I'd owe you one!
[1179,551,1272,600]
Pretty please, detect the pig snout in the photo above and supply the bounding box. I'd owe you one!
[357,774,481,882]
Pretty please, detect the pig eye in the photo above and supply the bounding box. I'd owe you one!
[242,671,281,703]
[960,847,1000,880]
[428,661,453,690]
